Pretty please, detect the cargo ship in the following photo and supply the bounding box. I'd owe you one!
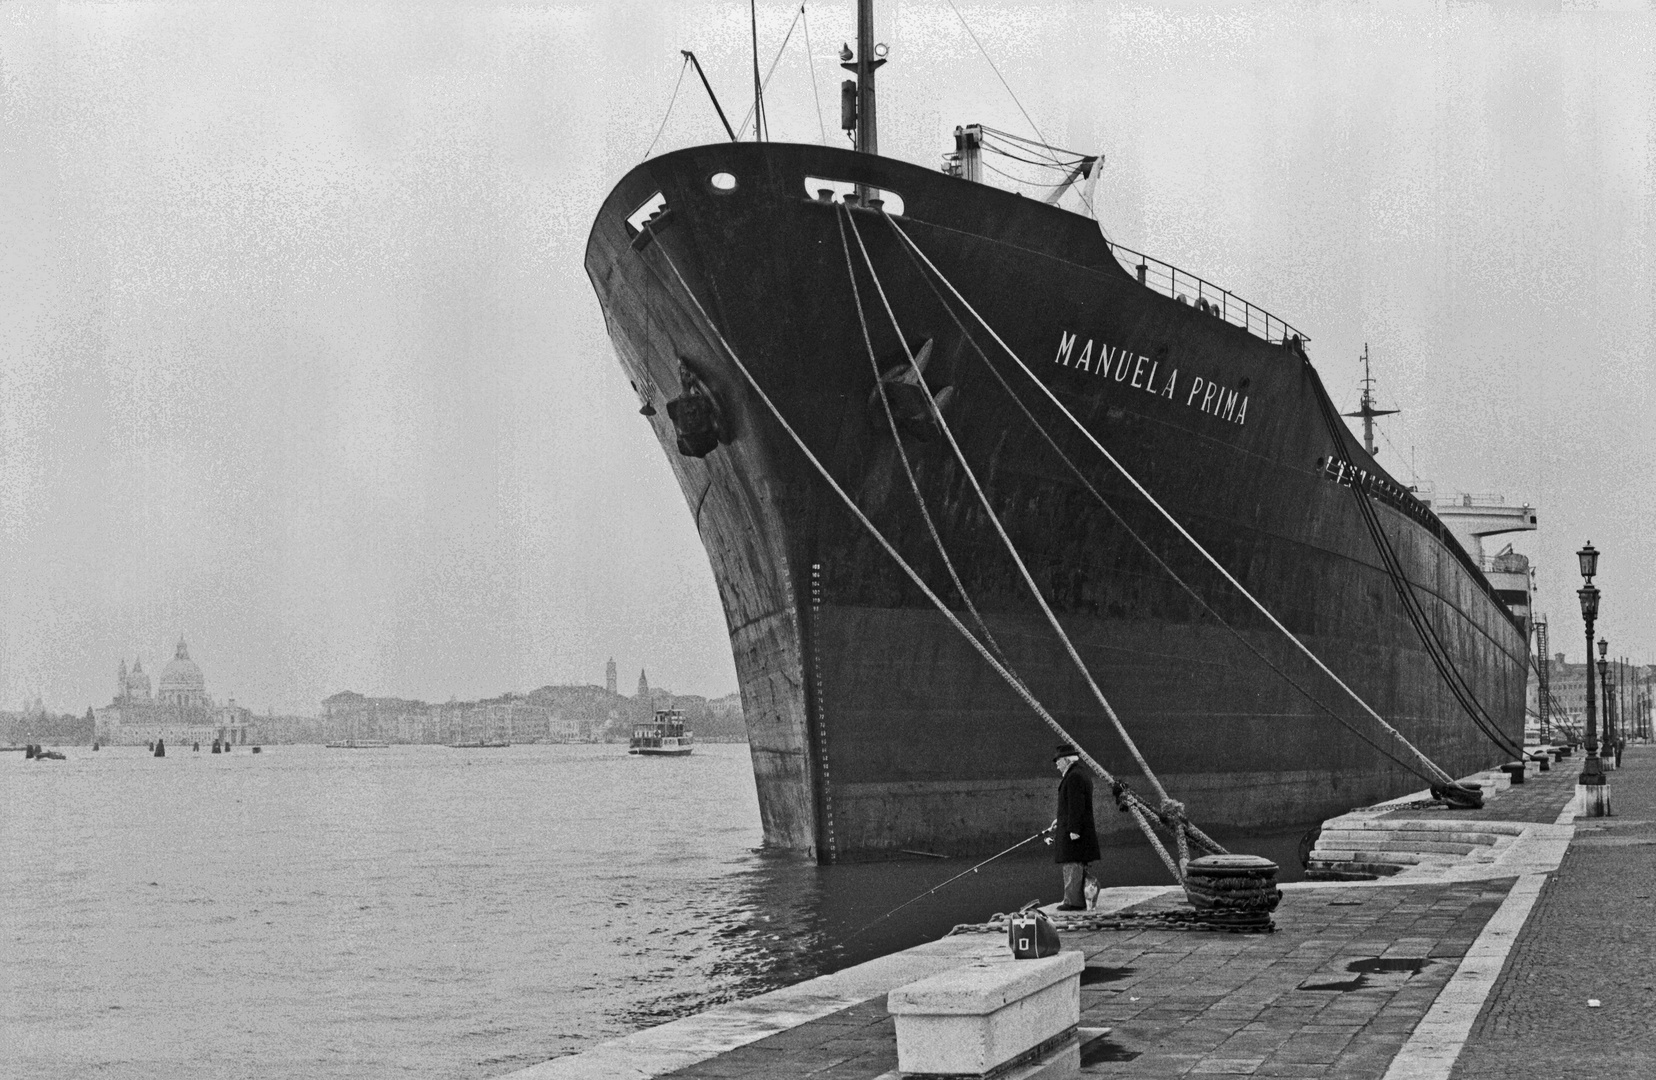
[584,2,1527,862]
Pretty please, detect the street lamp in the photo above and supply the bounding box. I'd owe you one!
[1576,543,1608,815]
[1598,638,1615,769]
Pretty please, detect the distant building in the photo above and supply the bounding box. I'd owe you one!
[1541,652,1654,738]
[312,662,748,746]
[94,638,251,746]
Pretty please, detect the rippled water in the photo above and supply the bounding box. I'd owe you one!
[2,743,1305,1079]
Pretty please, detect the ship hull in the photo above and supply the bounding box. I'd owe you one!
[585,143,1526,861]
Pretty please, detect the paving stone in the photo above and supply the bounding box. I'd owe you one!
[631,762,1611,1080]
[1450,746,1656,1080]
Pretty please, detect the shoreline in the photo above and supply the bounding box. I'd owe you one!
[503,750,1625,1080]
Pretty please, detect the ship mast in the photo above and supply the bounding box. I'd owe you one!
[1342,343,1399,457]
[842,0,884,155]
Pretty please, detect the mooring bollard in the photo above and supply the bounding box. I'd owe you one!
[1183,854,1282,931]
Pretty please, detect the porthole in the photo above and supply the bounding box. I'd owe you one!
[710,172,737,192]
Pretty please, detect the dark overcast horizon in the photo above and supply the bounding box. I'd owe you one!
[2,0,1651,716]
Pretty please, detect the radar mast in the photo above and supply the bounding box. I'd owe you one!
[1343,344,1399,457]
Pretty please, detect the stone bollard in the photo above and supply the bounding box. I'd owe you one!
[1183,854,1282,930]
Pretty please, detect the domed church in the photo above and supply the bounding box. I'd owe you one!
[94,637,251,746]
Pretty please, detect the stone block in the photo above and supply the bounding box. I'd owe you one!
[887,950,1083,1077]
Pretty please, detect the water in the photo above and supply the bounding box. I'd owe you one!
[1,743,1307,1079]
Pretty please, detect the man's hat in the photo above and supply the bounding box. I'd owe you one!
[1053,744,1080,762]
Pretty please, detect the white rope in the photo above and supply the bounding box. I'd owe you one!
[844,209,1174,806]
[644,233,1208,877]
[884,215,1457,789]
[836,209,1002,657]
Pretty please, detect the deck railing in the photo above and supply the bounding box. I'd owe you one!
[1108,242,1304,346]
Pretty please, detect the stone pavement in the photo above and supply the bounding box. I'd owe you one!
[503,750,1654,1080]
[1450,745,1656,1080]
[630,880,1518,1079]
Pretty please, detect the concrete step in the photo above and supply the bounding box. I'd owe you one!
[1313,838,1481,856]
[1318,828,1499,849]
[1306,860,1406,877]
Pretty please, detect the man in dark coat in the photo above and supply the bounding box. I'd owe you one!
[1046,744,1101,909]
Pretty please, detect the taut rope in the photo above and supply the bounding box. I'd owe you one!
[883,215,1458,789]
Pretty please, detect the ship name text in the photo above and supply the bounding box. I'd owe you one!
[1053,332,1248,426]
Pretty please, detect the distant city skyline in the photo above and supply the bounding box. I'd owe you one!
[5,644,697,718]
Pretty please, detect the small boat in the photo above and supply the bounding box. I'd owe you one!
[35,749,66,761]
[629,709,694,757]
[325,740,390,749]
[449,740,511,748]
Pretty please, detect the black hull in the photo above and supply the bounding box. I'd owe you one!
[585,143,1526,861]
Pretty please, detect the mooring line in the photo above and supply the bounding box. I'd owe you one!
[884,215,1456,789]
[643,234,1199,881]
[845,207,1176,809]
[878,214,1441,787]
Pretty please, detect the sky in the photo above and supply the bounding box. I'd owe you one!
[1,0,1651,716]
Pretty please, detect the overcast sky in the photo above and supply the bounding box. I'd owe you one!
[2,1,1651,715]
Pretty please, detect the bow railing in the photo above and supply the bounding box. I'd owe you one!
[1108,242,1304,346]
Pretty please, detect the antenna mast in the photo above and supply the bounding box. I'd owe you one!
[1342,343,1399,457]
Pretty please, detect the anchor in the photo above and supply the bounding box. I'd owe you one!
[664,359,728,458]
[868,338,957,440]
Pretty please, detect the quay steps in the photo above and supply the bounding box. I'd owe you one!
[1306,819,1527,879]
[1306,756,1552,880]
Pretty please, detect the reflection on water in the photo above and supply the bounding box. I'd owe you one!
[0,742,1307,1080]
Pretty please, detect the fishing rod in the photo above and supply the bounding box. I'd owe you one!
[834,827,1051,949]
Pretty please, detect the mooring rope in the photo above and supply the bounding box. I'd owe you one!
[1304,365,1524,762]
[836,207,1003,659]
[645,231,1206,882]
[843,208,1176,810]
[883,215,1458,790]
[876,213,1443,787]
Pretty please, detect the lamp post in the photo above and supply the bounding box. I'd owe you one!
[1576,542,1609,815]
[1597,639,1614,770]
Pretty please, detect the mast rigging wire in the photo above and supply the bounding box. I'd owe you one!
[800,4,829,145]
[883,215,1459,788]
[737,4,806,140]
[749,0,766,141]
[642,54,691,160]
[940,1,1098,218]
[980,156,1072,189]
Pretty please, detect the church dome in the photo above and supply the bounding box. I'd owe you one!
[158,638,206,694]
